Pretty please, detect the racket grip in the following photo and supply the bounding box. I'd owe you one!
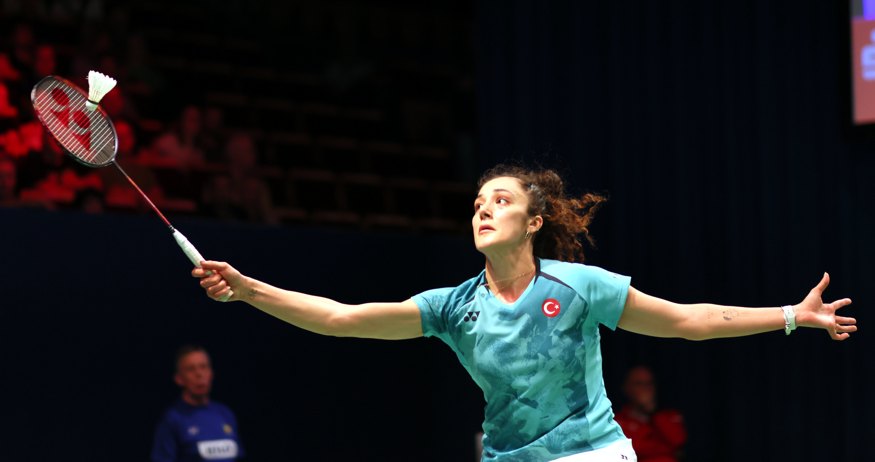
[172,229,233,302]
[172,229,205,267]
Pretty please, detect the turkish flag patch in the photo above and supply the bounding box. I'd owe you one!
[541,298,561,318]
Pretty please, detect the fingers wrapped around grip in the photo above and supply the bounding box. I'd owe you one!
[192,261,238,302]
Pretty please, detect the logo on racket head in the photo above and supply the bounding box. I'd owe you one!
[541,298,561,318]
[46,86,93,151]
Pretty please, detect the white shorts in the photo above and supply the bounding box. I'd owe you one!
[550,439,637,462]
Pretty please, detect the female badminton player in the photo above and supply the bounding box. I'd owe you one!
[193,164,855,461]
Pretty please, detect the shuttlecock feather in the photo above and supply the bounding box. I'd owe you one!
[85,70,117,111]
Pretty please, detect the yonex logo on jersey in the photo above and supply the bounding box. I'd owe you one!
[541,298,560,317]
[463,311,480,322]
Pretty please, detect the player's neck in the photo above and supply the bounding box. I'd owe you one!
[484,253,537,301]
[485,247,536,278]
[182,392,210,406]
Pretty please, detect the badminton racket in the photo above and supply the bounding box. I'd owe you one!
[30,72,231,298]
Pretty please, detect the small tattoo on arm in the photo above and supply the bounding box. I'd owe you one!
[722,308,739,321]
[247,288,258,299]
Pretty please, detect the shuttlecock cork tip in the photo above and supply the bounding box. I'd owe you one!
[85,70,117,111]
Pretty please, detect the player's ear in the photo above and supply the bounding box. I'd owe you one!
[174,373,183,387]
[528,215,543,233]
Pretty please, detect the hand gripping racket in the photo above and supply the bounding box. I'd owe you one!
[31,73,231,298]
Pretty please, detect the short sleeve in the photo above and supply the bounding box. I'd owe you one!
[412,287,454,342]
[569,264,631,330]
[150,414,177,462]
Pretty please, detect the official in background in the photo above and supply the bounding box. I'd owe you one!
[151,345,244,462]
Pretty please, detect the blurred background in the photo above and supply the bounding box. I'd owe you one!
[0,0,872,460]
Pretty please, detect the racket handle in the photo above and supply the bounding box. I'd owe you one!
[172,229,233,302]
[172,229,205,267]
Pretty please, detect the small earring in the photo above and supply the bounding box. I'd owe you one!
[524,230,531,240]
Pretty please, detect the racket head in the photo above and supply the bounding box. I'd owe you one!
[31,75,118,168]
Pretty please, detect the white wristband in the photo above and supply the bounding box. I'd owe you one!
[781,305,796,335]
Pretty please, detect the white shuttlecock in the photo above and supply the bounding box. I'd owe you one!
[85,70,117,111]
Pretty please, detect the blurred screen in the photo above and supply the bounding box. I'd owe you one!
[852,0,875,124]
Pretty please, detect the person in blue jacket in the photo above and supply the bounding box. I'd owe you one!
[192,164,854,461]
[151,345,244,462]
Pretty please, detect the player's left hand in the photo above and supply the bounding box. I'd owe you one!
[193,260,244,302]
[795,272,855,340]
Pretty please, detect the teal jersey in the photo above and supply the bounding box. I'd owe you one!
[413,259,631,461]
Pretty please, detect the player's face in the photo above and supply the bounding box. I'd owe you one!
[175,351,213,399]
[473,176,537,254]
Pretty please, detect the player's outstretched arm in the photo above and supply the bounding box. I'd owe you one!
[617,273,855,341]
[193,261,423,340]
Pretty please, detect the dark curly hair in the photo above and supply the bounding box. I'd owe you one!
[478,164,607,263]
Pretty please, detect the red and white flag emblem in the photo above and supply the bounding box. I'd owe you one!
[541,298,560,318]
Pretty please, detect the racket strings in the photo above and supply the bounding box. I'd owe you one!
[35,83,111,163]
[33,78,116,166]
[38,83,114,163]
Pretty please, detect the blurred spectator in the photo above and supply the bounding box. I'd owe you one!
[100,83,140,122]
[5,120,50,159]
[5,23,36,108]
[201,131,277,224]
[8,34,65,115]
[115,119,139,159]
[0,82,21,132]
[8,23,35,77]
[113,118,142,160]
[16,127,104,208]
[33,44,57,78]
[615,366,687,462]
[0,156,20,205]
[24,43,63,112]
[145,105,206,168]
[151,345,244,462]
[0,53,22,81]
[15,127,64,187]
[200,105,227,163]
